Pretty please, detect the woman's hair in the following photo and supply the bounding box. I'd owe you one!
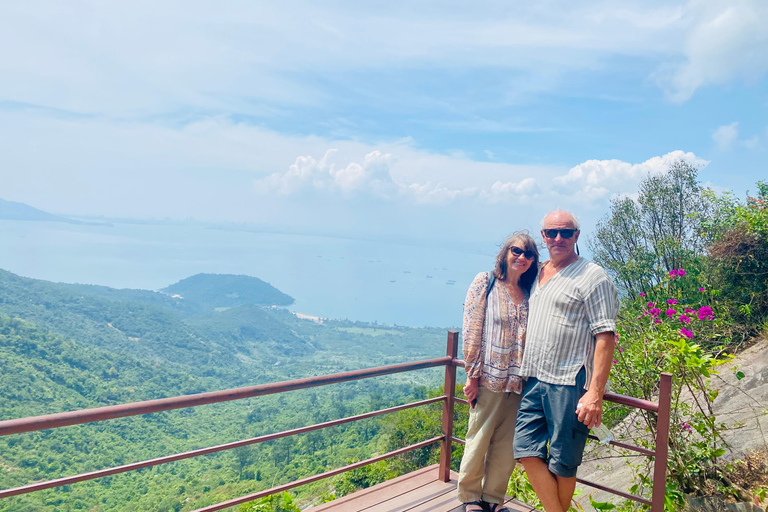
[493,231,540,293]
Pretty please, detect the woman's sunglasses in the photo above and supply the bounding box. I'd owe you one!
[543,229,577,239]
[510,247,536,260]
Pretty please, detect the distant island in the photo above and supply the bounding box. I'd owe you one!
[161,273,295,308]
[0,197,108,225]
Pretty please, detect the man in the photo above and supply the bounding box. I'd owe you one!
[512,210,619,512]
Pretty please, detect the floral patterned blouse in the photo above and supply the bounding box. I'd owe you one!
[462,271,528,394]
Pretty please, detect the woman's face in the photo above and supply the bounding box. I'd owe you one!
[505,242,534,276]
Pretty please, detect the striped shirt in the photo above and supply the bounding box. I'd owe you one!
[462,271,528,394]
[519,258,619,389]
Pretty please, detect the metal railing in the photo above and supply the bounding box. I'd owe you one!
[0,331,671,511]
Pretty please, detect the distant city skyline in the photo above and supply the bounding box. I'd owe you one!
[1,1,767,244]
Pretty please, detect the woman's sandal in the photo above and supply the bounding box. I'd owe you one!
[463,501,487,512]
[485,502,511,512]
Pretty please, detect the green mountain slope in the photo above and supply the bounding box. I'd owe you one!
[0,314,440,512]
[0,270,241,373]
[161,274,294,309]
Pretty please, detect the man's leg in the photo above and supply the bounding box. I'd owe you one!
[519,457,565,512]
[544,368,590,512]
[555,475,576,512]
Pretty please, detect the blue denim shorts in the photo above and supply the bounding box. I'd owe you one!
[512,367,589,478]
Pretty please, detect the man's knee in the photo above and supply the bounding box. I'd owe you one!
[519,456,546,470]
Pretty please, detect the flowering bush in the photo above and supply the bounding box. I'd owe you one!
[607,269,734,509]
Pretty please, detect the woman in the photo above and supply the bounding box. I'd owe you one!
[458,232,539,512]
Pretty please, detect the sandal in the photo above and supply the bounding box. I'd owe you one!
[463,501,487,512]
[485,503,511,512]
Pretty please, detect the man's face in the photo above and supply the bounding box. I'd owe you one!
[541,212,580,259]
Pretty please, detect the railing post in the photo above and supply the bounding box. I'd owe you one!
[439,330,459,482]
[651,373,672,512]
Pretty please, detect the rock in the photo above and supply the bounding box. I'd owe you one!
[685,495,764,511]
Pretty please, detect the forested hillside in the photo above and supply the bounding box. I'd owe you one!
[0,270,452,511]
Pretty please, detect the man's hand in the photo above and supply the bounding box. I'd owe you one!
[463,378,479,407]
[577,389,603,428]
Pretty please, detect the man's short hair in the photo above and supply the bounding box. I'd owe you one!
[541,209,581,230]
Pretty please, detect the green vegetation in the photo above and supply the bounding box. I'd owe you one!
[161,273,294,309]
[589,166,768,510]
[0,270,449,511]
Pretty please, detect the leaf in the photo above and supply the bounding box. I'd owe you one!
[736,371,745,380]
[589,496,617,510]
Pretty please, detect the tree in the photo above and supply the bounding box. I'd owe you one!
[589,160,719,295]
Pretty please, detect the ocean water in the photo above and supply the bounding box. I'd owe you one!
[0,220,503,328]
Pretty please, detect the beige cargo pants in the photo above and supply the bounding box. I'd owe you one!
[457,387,521,505]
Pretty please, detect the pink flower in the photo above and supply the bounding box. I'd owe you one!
[679,315,691,324]
[685,309,695,315]
[698,306,714,321]
[650,308,661,317]
[654,318,662,324]
[667,299,678,305]
[647,302,655,308]
[639,292,646,297]
[677,269,686,276]
[612,359,617,364]
[699,287,705,292]
[666,308,677,317]
[619,347,624,353]
[669,270,679,278]
[680,328,694,339]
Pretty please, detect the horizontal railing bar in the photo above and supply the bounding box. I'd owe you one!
[455,397,469,405]
[0,397,446,499]
[576,478,651,505]
[0,357,453,437]
[191,436,444,512]
[586,435,656,456]
[451,436,466,445]
[603,392,658,412]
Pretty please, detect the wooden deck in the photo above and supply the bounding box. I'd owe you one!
[305,465,537,512]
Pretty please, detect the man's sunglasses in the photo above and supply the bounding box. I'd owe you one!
[543,229,578,239]
[509,246,536,260]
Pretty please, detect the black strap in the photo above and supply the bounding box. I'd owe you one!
[486,272,496,300]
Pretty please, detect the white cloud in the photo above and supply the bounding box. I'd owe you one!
[711,121,763,150]
[255,147,709,208]
[712,122,739,150]
[255,150,397,197]
[0,0,763,116]
[552,150,709,201]
[743,135,760,149]
[658,0,768,102]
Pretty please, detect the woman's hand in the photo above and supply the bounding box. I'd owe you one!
[463,378,479,407]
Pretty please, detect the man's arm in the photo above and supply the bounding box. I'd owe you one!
[576,331,615,428]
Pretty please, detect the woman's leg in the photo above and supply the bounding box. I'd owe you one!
[457,388,505,503]
[481,391,522,504]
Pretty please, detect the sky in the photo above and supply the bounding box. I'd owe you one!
[1,0,767,246]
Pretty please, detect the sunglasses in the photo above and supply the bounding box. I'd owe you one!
[543,229,578,239]
[509,246,536,260]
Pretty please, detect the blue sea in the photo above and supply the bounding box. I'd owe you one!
[0,219,505,328]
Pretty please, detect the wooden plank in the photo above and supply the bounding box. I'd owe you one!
[361,478,457,512]
[306,465,438,512]
[402,487,463,511]
[502,497,538,512]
